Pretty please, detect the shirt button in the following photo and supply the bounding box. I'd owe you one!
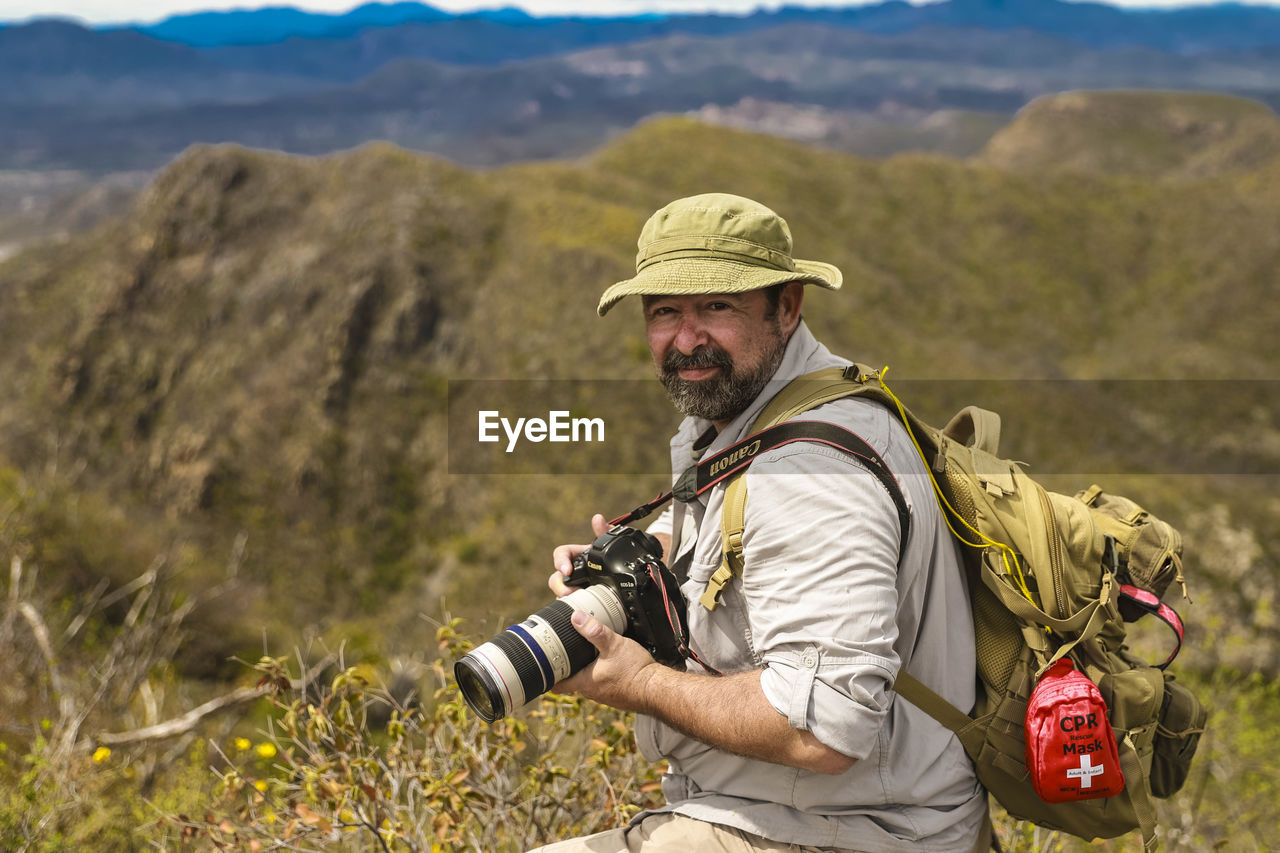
[802,652,817,668]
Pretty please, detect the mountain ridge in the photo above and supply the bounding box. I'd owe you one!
[9,0,1280,55]
[5,18,1279,174]
[980,89,1280,176]
[0,78,1276,850]
[2,105,1277,643]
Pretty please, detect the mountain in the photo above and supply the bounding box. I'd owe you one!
[120,0,1280,55]
[980,90,1280,176]
[0,94,1277,847]
[0,170,146,259]
[137,2,453,47]
[1,102,1277,664]
[5,1,1280,176]
[4,19,1280,174]
[0,18,207,75]
[0,20,327,110]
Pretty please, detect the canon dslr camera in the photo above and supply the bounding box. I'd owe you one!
[454,526,691,723]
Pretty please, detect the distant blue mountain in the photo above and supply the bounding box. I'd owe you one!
[2,1,1279,173]
[110,0,1280,54]
[461,6,535,25]
[138,2,453,47]
[5,0,1280,62]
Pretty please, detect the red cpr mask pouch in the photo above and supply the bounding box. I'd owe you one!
[1025,658,1126,802]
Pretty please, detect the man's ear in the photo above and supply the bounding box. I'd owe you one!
[779,281,805,333]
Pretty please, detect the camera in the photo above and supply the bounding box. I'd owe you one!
[454,526,692,723]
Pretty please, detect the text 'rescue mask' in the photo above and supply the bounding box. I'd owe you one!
[1025,659,1126,803]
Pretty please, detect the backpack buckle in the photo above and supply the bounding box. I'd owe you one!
[842,364,879,383]
[699,562,734,611]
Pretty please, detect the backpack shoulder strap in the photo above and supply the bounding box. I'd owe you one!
[894,671,986,759]
[751,364,873,426]
[701,365,910,610]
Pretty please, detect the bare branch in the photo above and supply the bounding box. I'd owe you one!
[20,600,70,701]
[140,679,159,727]
[97,686,265,746]
[7,554,19,604]
[62,576,110,644]
[98,555,163,611]
[0,554,20,642]
[227,531,247,579]
[19,598,78,746]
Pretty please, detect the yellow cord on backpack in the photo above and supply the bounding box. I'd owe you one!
[876,367,1037,606]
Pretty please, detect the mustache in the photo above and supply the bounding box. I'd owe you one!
[662,347,733,375]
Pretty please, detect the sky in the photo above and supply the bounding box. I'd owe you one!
[5,0,1279,26]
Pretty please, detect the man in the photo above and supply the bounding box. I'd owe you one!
[536,193,987,852]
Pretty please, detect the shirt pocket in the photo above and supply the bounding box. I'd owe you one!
[680,557,760,672]
[680,552,716,594]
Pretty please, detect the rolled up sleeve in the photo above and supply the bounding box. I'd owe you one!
[741,443,905,760]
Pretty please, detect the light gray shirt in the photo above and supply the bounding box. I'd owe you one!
[637,321,987,852]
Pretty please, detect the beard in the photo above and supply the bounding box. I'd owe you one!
[658,325,789,422]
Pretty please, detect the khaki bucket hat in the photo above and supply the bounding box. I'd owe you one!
[598,192,842,316]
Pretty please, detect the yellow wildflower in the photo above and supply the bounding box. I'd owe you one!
[256,742,277,759]
[92,746,111,764]
[234,737,252,751]
[254,780,268,792]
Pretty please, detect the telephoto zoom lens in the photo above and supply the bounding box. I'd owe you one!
[454,585,628,723]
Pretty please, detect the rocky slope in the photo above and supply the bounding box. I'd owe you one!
[0,99,1276,673]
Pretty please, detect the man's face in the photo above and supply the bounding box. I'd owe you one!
[642,287,799,424]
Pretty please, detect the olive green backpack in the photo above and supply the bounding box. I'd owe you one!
[703,365,1206,853]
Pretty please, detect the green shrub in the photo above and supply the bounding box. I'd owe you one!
[165,621,664,851]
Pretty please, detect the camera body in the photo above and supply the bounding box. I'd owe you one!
[567,526,691,666]
[454,526,692,723]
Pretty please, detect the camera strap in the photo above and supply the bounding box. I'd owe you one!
[611,419,910,553]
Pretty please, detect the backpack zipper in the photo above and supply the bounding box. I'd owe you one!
[1039,485,1068,619]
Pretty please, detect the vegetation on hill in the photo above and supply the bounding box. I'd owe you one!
[0,99,1277,848]
[980,90,1280,177]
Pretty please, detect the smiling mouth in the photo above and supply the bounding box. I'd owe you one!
[678,366,720,381]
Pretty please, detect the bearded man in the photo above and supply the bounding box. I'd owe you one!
[534,193,988,853]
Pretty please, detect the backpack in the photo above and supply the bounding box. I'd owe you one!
[694,364,1206,853]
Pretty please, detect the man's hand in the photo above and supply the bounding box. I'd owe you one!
[546,526,855,776]
[560,612,856,775]
[548,513,610,598]
[555,611,660,713]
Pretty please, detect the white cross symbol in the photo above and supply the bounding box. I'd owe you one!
[1066,753,1106,788]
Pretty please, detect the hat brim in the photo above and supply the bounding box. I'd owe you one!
[598,257,842,316]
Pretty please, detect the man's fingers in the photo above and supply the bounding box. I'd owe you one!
[552,543,588,576]
[548,571,571,597]
[571,610,613,650]
[550,515,610,595]
[552,514,608,575]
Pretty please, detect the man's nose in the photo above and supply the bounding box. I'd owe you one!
[673,315,709,354]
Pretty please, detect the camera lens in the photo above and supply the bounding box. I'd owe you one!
[454,664,499,722]
[454,585,628,722]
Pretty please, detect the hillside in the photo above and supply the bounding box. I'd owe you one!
[1,103,1278,630]
[980,90,1280,176]
[1,96,1278,849]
